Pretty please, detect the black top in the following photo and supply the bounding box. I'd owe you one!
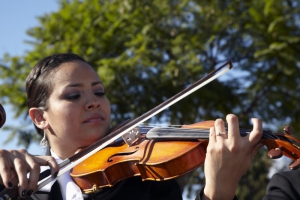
[263,169,300,200]
[1,176,183,200]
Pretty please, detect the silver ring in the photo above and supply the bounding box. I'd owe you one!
[217,132,226,136]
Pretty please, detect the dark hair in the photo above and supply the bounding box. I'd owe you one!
[26,53,87,136]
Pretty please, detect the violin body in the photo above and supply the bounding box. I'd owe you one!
[71,135,207,194]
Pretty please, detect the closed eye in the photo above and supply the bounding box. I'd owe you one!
[95,92,105,97]
[66,94,81,100]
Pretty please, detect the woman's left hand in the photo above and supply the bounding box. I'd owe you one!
[203,114,263,200]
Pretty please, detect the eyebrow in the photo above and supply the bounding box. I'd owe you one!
[67,81,103,87]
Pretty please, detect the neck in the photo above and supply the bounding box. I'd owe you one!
[48,139,77,159]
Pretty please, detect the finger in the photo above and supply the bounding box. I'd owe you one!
[214,118,227,139]
[226,114,240,143]
[0,149,14,188]
[207,127,217,157]
[34,156,59,176]
[209,126,216,144]
[13,156,29,197]
[24,153,41,193]
[252,142,264,155]
[249,118,263,145]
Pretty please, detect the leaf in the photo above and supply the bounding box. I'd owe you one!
[269,42,287,50]
[249,7,262,22]
[254,49,273,58]
[279,36,300,44]
[267,17,285,33]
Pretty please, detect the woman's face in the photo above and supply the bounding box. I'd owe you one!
[43,61,111,153]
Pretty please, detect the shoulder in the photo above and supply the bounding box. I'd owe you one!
[269,169,300,185]
[264,169,300,200]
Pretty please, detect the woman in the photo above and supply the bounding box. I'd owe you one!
[0,53,263,199]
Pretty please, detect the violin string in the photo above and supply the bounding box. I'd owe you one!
[262,130,279,140]
[141,124,183,127]
[141,124,280,140]
[239,128,280,140]
[142,125,281,140]
[143,126,279,140]
[145,126,278,139]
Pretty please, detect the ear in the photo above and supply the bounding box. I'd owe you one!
[29,108,49,130]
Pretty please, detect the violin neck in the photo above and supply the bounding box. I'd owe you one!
[146,127,210,140]
[146,127,275,141]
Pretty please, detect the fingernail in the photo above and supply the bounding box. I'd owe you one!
[27,190,33,196]
[8,182,13,188]
[22,190,27,197]
[52,171,58,178]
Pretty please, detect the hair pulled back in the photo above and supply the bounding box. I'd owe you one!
[26,53,87,136]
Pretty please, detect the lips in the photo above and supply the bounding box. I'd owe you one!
[83,114,105,123]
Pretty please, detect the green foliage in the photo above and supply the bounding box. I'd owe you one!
[237,150,272,200]
[1,0,300,199]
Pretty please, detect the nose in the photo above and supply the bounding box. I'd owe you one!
[85,96,101,110]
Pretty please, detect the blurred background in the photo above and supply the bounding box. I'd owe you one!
[1,0,300,199]
[0,0,59,154]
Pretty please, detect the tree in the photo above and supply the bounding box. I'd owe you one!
[1,0,299,199]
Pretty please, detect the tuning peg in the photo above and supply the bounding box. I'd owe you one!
[283,125,293,135]
[268,148,283,159]
[289,159,300,170]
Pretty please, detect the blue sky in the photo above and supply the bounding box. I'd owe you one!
[0,1,59,55]
[0,1,59,153]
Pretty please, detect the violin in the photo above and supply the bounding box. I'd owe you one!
[1,60,300,198]
[70,120,300,194]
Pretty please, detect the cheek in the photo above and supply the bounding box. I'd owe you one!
[104,99,111,115]
[48,104,79,130]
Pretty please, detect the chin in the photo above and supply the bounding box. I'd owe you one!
[85,133,104,144]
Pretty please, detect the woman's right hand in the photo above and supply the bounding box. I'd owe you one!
[0,149,59,197]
